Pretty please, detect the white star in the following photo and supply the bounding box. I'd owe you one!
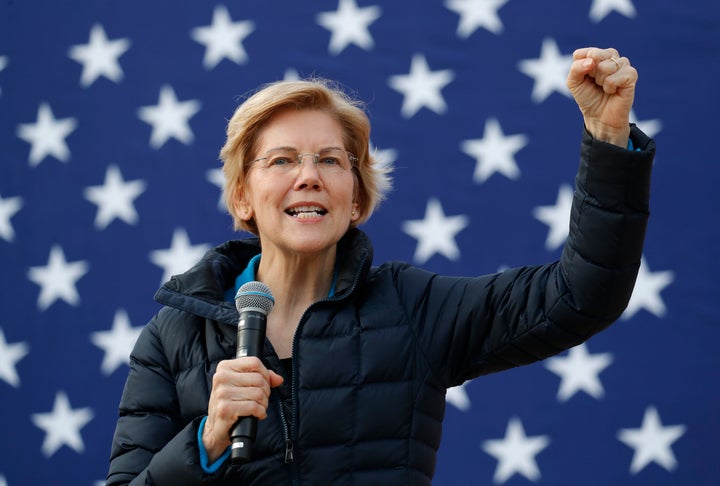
[31,391,94,457]
[316,0,381,55]
[518,38,573,103]
[84,165,146,230]
[0,191,23,242]
[368,144,397,197]
[445,0,510,37]
[283,68,301,81]
[460,117,528,183]
[617,406,686,474]
[0,55,8,96]
[206,168,226,211]
[388,54,455,118]
[90,309,143,375]
[0,327,29,387]
[622,257,674,320]
[402,198,469,264]
[16,103,78,166]
[191,5,255,69]
[67,23,130,87]
[149,228,211,284]
[27,245,89,311]
[630,109,663,139]
[446,382,471,411]
[590,0,637,23]
[482,417,551,483]
[544,344,613,401]
[371,144,398,172]
[532,184,573,251]
[137,85,201,149]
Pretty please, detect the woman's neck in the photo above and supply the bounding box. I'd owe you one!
[257,248,336,359]
[257,248,335,314]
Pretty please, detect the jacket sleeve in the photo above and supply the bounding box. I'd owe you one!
[398,125,655,387]
[106,313,223,485]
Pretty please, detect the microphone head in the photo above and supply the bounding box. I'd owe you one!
[235,281,274,315]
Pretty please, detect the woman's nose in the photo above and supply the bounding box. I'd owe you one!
[294,156,323,189]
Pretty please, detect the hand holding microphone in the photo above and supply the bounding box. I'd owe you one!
[230,281,275,463]
[201,281,282,465]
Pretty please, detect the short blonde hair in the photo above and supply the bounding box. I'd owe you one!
[220,78,392,234]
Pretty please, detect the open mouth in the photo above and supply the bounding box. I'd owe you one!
[285,205,328,219]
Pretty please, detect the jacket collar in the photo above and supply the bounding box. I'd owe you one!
[153,228,373,325]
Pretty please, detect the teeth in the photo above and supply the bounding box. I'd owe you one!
[292,206,323,213]
[287,206,326,218]
[294,211,322,219]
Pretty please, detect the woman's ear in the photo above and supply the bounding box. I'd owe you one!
[350,202,360,221]
[234,195,253,221]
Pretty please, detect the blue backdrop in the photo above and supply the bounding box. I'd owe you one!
[1,1,718,484]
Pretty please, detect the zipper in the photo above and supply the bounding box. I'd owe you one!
[284,438,294,463]
[276,394,294,463]
[276,250,368,475]
[286,250,368,463]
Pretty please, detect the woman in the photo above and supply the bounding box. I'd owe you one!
[108,47,655,485]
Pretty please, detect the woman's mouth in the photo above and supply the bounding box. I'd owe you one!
[285,205,328,219]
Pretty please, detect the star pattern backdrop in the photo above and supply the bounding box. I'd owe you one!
[0,0,718,484]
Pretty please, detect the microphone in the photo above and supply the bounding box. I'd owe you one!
[230,280,274,464]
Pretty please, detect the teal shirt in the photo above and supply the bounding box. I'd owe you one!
[224,253,262,303]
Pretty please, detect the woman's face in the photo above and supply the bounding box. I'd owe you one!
[237,109,359,258]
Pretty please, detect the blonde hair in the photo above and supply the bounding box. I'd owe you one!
[220,78,392,234]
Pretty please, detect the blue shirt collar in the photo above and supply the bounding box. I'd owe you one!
[224,253,337,302]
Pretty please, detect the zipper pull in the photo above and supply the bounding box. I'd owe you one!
[284,439,295,463]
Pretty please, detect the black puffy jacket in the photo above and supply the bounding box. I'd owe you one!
[108,127,654,485]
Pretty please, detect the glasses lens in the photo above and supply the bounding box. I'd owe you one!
[316,149,352,172]
[259,149,354,173]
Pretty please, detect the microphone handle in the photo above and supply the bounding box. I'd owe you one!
[230,310,267,464]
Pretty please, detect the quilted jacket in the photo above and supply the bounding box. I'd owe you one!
[107,126,655,485]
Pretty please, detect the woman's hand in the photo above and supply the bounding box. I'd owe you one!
[567,47,638,147]
[202,356,284,462]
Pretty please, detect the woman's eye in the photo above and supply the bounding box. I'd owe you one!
[320,157,339,166]
[271,157,291,166]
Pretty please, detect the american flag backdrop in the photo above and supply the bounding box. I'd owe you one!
[1,0,718,484]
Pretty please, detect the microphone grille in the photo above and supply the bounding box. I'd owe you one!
[235,281,274,315]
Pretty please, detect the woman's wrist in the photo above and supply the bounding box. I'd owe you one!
[585,120,631,148]
[202,418,229,463]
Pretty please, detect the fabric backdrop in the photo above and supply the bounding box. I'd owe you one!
[1,1,718,484]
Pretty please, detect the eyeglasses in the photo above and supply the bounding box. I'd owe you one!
[251,148,357,175]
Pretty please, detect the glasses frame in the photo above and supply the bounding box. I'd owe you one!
[250,149,358,173]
